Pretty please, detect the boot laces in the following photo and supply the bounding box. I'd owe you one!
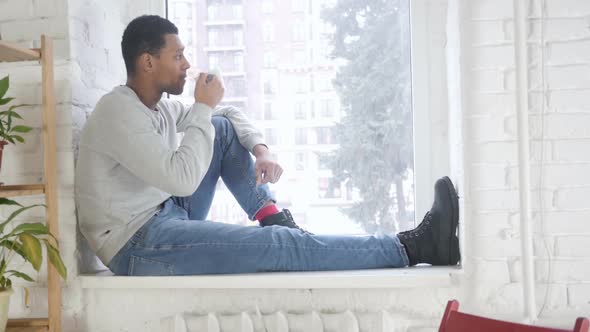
[399,212,433,238]
[283,209,311,234]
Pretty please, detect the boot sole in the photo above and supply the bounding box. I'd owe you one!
[441,176,460,265]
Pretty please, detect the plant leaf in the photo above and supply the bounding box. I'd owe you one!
[11,125,32,133]
[0,258,6,276]
[6,270,34,282]
[8,222,50,238]
[11,135,24,143]
[0,198,23,206]
[43,240,67,279]
[0,110,23,120]
[4,136,15,144]
[19,233,42,271]
[0,76,8,99]
[0,204,44,234]
[0,98,14,106]
[0,240,26,261]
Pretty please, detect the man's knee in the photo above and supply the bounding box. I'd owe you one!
[211,115,233,137]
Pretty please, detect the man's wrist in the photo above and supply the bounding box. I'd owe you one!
[253,144,270,158]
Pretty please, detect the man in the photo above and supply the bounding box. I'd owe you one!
[75,15,460,275]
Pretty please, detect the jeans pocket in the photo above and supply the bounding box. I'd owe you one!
[128,255,175,276]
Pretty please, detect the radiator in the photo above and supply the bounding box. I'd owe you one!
[160,310,415,332]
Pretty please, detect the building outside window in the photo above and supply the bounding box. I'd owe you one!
[262,0,273,14]
[232,4,243,19]
[168,0,414,235]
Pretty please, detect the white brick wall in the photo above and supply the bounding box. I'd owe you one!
[2,0,590,330]
[463,0,590,326]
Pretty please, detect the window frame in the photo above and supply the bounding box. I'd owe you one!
[128,0,461,287]
[410,0,451,220]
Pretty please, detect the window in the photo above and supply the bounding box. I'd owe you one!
[319,44,333,63]
[315,127,335,144]
[207,4,219,20]
[294,101,306,120]
[264,102,278,120]
[228,78,246,97]
[208,53,220,69]
[295,152,307,171]
[317,74,333,91]
[292,22,306,42]
[316,152,330,170]
[263,77,276,95]
[233,52,244,71]
[295,128,308,145]
[263,51,276,68]
[232,28,243,46]
[294,75,307,93]
[265,128,278,145]
[232,4,243,19]
[319,99,335,118]
[167,0,422,237]
[263,22,274,42]
[318,177,342,199]
[208,28,220,46]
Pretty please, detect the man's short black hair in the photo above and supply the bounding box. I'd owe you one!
[121,15,179,76]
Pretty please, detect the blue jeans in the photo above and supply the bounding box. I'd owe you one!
[108,116,409,275]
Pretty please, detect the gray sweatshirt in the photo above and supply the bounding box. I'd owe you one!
[75,85,265,265]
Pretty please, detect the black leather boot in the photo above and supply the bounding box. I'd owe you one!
[260,209,313,234]
[397,176,460,266]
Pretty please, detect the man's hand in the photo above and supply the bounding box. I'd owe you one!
[254,145,283,185]
[194,72,224,109]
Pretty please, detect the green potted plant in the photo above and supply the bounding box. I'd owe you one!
[0,197,67,330]
[0,75,32,176]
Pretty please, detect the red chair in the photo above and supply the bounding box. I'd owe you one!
[439,300,590,332]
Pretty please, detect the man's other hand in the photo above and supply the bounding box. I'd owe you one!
[253,145,283,185]
[194,72,224,109]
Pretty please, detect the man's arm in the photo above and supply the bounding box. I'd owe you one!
[253,144,270,158]
[212,105,266,153]
[103,102,215,197]
[212,106,287,184]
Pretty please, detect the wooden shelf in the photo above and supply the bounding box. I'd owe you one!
[6,318,49,332]
[0,41,40,62]
[6,327,48,332]
[2,35,61,332]
[0,184,45,198]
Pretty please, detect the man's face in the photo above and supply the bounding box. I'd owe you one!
[151,34,190,95]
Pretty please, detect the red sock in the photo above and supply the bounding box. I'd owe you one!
[255,204,280,221]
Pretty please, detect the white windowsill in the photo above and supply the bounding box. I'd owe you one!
[79,266,462,289]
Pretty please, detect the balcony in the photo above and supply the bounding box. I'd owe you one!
[204,44,246,52]
[204,19,245,27]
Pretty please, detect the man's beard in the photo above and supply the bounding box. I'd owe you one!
[165,82,184,95]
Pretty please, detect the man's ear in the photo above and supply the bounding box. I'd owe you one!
[138,53,154,73]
